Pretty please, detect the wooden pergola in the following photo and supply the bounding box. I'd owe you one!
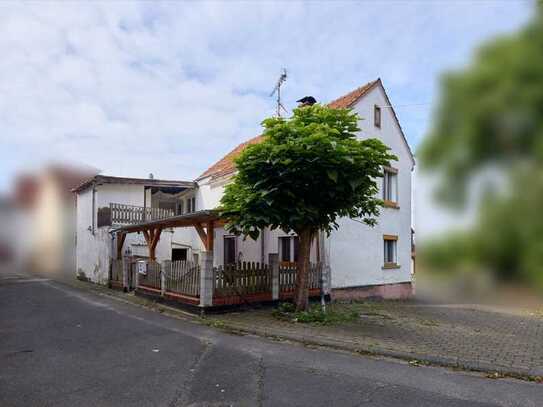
[111,210,226,260]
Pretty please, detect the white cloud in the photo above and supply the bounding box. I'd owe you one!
[0,0,533,194]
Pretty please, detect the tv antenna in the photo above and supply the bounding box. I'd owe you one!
[270,68,288,117]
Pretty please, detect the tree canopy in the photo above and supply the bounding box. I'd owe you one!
[220,104,395,239]
[219,103,395,309]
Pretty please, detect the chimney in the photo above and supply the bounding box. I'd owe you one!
[296,96,317,107]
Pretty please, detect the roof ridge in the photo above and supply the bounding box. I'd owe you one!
[197,78,409,181]
[326,79,380,109]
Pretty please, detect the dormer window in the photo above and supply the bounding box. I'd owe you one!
[374,105,381,128]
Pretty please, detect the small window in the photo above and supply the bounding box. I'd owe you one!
[172,248,187,262]
[192,197,196,212]
[383,167,398,205]
[374,105,381,128]
[186,197,192,213]
[224,236,237,265]
[279,236,299,264]
[383,235,398,268]
[279,237,291,263]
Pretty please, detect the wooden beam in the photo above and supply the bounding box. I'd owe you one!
[206,221,214,252]
[194,223,208,250]
[151,228,162,251]
[116,233,126,258]
[142,229,151,246]
[144,228,162,260]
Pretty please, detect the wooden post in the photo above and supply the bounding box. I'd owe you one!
[269,253,279,300]
[149,228,162,261]
[206,221,214,252]
[194,223,208,249]
[199,251,214,308]
[161,260,170,297]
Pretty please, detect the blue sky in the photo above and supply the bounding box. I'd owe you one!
[0,1,534,194]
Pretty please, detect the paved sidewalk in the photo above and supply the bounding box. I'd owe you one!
[211,301,543,379]
[43,275,543,380]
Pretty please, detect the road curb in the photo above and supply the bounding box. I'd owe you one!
[59,279,543,382]
[211,320,543,381]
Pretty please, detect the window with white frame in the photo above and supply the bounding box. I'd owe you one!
[383,167,398,205]
[279,236,299,264]
[374,104,381,128]
[185,196,196,213]
[383,235,398,268]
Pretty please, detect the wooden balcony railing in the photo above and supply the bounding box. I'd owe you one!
[97,203,175,227]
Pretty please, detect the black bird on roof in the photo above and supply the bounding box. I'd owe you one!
[296,96,317,106]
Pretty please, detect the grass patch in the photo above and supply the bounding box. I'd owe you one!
[272,302,359,325]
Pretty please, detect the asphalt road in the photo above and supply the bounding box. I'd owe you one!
[1,271,542,407]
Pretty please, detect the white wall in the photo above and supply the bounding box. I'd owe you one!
[76,187,109,284]
[76,183,202,284]
[328,84,413,288]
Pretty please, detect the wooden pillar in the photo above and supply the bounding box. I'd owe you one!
[194,223,208,250]
[150,228,162,260]
[206,221,214,252]
[143,228,162,261]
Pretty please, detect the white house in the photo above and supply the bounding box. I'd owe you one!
[74,78,415,300]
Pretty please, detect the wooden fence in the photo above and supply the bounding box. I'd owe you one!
[110,259,123,284]
[214,262,271,298]
[279,262,322,293]
[137,261,161,290]
[109,203,175,225]
[165,260,200,297]
[111,257,325,307]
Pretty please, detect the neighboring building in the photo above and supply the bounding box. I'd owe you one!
[10,165,97,277]
[0,196,16,268]
[75,78,415,299]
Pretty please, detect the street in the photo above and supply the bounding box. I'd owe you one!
[1,271,542,407]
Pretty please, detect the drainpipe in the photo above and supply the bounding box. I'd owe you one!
[260,228,265,264]
[91,182,96,236]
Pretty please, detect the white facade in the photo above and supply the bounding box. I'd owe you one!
[75,80,414,295]
[75,181,203,284]
[327,84,414,289]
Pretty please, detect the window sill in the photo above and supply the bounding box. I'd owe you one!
[383,200,400,209]
[382,263,401,270]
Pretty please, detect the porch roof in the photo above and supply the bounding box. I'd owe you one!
[73,175,196,193]
[111,209,225,234]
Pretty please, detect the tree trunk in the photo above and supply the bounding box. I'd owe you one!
[294,228,314,311]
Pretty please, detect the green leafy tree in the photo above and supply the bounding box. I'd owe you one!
[418,2,543,287]
[419,2,543,205]
[219,104,396,310]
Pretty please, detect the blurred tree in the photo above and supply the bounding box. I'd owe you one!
[420,2,543,205]
[418,2,543,288]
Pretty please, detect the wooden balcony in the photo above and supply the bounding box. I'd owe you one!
[97,203,175,227]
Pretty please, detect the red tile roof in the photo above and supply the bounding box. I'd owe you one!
[327,79,379,109]
[197,135,265,180]
[197,78,412,181]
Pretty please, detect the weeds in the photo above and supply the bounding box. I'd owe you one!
[272,302,359,325]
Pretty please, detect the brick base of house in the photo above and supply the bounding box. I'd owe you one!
[331,281,413,301]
